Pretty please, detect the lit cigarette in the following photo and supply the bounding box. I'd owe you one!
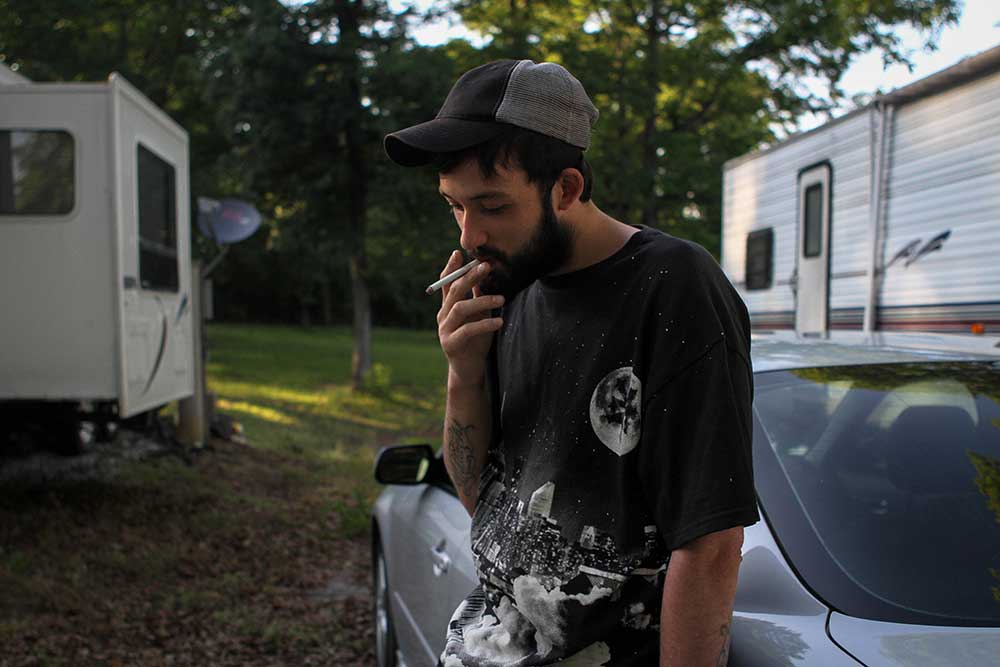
[426,259,481,294]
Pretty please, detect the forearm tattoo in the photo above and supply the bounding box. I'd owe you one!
[717,622,731,666]
[447,418,479,498]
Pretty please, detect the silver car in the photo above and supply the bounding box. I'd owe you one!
[371,331,1000,666]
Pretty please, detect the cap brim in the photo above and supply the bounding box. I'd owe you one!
[384,117,508,167]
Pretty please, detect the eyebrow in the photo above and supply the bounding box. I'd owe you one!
[438,189,511,202]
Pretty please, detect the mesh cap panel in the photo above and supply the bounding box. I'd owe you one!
[495,61,599,149]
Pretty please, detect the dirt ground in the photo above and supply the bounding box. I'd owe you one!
[0,435,376,666]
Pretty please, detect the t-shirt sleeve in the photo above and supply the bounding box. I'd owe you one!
[637,339,759,551]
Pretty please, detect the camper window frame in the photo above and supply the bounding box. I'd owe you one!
[135,142,180,293]
[802,182,824,259]
[0,128,77,218]
[745,227,774,290]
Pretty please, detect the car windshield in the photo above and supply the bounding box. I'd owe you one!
[754,361,1000,625]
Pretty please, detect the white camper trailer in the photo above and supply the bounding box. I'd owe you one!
[722,45,1000,336]
[0,67,194,424]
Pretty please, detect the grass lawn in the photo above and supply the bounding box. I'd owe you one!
[207,324,448,455]
[0,324,447,666]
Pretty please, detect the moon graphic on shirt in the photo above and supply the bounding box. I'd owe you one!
[589,367,642,456]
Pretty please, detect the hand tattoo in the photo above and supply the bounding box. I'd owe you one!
[447,418,478,497]
[717,622,731,667]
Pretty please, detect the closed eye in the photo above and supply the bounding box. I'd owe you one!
[480,204,510,215]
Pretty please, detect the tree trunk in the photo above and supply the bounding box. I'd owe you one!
[640,0,661,229]
[336,0,373,390]
[350,255,372,386]
[510,0,523,54]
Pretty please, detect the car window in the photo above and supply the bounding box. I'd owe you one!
[754,362,1000,626]
[866,378,978,430]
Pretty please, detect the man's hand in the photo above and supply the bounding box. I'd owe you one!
[437,251,503,515]
[660,526,744,667]
[437,251,504,390]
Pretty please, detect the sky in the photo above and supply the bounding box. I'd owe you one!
[836,0,1000,99]
[388,0,1000,125]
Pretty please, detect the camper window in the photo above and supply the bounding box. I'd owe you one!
[746,227,774,290]
[137,144,179,292]
[803,183,824,258]
[0,130,74,215]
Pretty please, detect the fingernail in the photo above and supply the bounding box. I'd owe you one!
[494,295,504,305]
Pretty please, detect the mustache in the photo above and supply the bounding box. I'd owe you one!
[471,246,510,264]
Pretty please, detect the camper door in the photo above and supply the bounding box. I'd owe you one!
[796,164,832,334]
[111,77,194,417]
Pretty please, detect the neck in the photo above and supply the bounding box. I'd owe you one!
[553,202,638,275]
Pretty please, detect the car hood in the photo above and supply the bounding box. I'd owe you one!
[828,612,1000,667]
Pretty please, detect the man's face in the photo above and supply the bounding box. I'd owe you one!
[438,157,574,298]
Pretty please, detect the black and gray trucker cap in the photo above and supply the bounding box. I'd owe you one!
[384,59,599,167]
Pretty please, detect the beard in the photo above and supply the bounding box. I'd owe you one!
[474,187,574,299]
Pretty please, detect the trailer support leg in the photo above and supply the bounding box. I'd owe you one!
[177,261,207,447]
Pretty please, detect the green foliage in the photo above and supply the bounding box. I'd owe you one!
[0,0,961,325]
[207,323,445,389]
[0,0,253,232]
[363,44,470,327]
[361,362,393,395]
[448,0,960,253]
[969,451,1000,527]
[967,451,1000,601]
[204,323,446,460]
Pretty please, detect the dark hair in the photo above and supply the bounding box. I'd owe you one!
[431,125,594,202]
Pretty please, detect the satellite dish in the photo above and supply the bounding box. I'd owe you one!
[196,196,262,278]
[197,197,261,245]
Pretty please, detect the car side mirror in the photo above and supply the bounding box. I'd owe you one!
[374,444,436,485]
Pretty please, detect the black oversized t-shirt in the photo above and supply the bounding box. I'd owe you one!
[440,226,759,667]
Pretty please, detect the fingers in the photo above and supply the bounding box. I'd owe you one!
[439,251,465,302]
[441,316,504,351]
[441,258,492,317]
[436,250,505,364]
[439,250,464,279]
[440,293,503,330]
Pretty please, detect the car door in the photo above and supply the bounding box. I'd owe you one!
[390,483,476,666]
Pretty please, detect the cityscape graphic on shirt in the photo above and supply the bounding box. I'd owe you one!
[470,451,663,598]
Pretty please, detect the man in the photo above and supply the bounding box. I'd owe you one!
[384,59,758,667]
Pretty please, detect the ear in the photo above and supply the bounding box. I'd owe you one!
[552,167,585,212]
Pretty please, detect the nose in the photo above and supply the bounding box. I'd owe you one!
[458,211,488,255]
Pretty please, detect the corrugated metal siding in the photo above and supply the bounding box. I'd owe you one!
[880,69,1000,309]
[721,111,873,323]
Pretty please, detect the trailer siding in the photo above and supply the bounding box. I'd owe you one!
[0,88,118,398]
[721,111,873,328]
[723,50,1000,334]
[879,69,1000,312]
